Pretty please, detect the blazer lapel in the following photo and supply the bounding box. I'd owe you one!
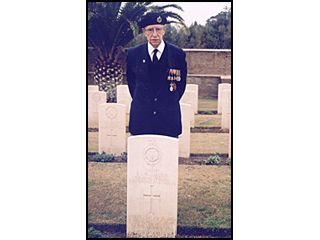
[139,43,150,73]
[153,43,170,96]
[137,43,152,89]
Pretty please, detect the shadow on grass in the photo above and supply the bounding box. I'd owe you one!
[88,224,231,238]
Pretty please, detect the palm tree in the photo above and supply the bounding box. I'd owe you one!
[88,2,185,102]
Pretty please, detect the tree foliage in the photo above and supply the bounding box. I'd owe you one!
[202,8,231,49]
[127,7,232,49]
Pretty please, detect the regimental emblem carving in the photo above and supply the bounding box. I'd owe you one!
[105,107,117,119]
[144,146,160,166]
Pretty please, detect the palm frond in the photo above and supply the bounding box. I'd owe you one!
[161,11,185,22]
[149,4,184,12]
[147,5,185,27]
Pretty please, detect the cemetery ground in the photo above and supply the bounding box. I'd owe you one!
[88,99,231,238]
[88,163,230,238]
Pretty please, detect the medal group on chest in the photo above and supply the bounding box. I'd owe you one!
[167,69,181,92]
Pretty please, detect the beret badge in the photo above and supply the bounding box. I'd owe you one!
[156,16,162,23]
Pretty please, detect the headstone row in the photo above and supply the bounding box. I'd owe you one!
[92,100,191,158]
[89,83,229,159]
[116,84,199,128]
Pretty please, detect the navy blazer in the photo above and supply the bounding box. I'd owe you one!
[126,41,187,137]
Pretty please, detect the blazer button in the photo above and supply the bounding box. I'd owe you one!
[153,111,157,115]
[154,98,157,102]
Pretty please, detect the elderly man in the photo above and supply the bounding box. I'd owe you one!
[126,12,187,138]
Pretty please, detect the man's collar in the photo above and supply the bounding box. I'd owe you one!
[147,40,165,55]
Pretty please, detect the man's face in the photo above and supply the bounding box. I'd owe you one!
[143,24,165,48]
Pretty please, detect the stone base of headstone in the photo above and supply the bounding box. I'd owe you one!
[127,135,179,238]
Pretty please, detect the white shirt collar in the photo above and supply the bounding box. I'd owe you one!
[148,40,165,60]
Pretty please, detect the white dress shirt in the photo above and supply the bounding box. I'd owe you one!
[148,40,165,62]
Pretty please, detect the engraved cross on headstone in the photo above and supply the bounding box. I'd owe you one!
[143,185,160,215]
[106,129,117,152]
[104,107,118,152]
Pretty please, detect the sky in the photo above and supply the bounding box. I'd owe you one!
[151,2,231,27]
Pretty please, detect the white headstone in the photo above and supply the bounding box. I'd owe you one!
[185,84,198,113]
[180,90,195,128]
[228,119,231,158]
[218,83,231,114]
[98,103,126,155]
[127,135,179,238]
[181,89,196,115]
[117,85,132,113]
[221,88,231,129]
[179,103,191,158]
[88,91,106,128]
[88,85,99,92]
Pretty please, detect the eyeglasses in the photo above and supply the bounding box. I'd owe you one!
[144,27,164,34]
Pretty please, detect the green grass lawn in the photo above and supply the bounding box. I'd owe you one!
[88,163,231,230]
[198,98,217,112]
[195,114,220,127]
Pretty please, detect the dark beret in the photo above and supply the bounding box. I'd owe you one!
[138,12,167,29]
